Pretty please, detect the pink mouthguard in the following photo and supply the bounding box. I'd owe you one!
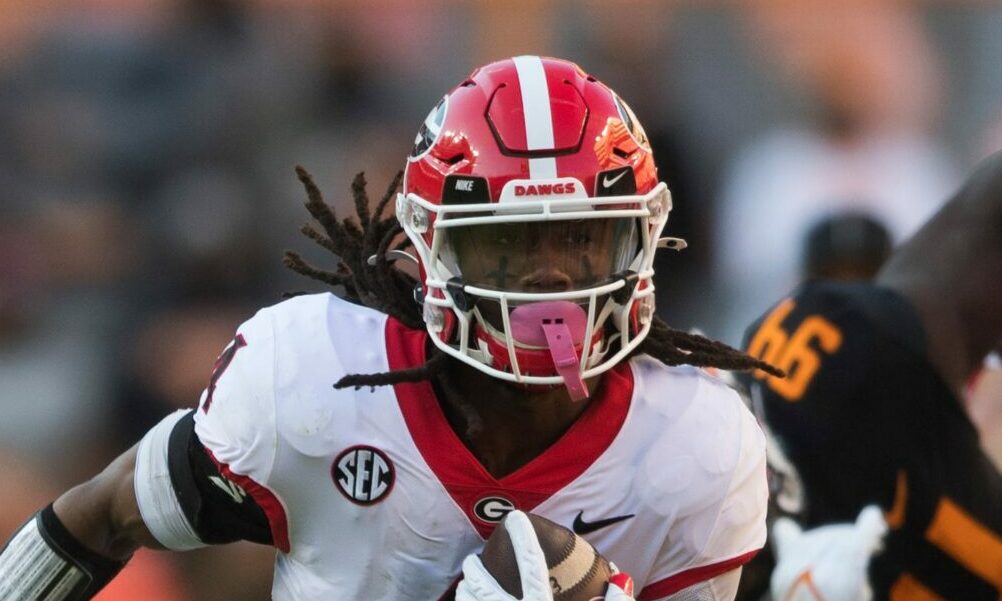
[509,301,589,401]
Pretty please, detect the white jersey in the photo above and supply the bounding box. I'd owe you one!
[192,293,767,601]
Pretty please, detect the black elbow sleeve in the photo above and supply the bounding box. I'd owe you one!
[166,411,273,546]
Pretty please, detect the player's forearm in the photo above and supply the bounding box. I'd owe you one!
[0,446,157,600]
[52,445,161,561]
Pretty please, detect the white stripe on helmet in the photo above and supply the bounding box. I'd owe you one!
[512,55,558,179]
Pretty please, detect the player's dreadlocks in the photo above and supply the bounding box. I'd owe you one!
[284,168,783,390]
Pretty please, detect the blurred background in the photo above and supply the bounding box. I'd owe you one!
[0,1,1000,598]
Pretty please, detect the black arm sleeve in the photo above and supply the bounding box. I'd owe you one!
[166,411,273,546]
[0,507,127,600]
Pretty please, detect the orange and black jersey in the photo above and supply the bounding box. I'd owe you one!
[740,281,1002,601]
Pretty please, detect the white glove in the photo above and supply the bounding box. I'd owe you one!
[770,505,888,601]
[603,570,636,601]
[456,511,554,601]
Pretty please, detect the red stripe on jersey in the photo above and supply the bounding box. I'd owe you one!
[636,549,761,600]
[385,317,633,540]
[204,448,291,553]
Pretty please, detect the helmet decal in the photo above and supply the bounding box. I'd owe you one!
[613,94,651,152]
[594,117,640,170]
[410,96,448,159]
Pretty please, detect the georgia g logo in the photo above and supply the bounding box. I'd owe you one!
[332,445,395,505]
[473,495,516,523]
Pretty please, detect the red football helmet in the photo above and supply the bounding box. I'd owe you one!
[397,56,678,399]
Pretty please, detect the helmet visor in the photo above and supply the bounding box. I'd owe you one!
[439,218,639,293]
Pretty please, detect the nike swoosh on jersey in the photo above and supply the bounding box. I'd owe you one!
[572,511,635,535]
[602,170,628,188]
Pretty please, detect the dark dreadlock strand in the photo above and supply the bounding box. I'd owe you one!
[284,168,361,302]
[299,222,340,255]
[351,172,372,233]
[334,350,450,390]
[375,171,402,221]
[285,167,422,324]
[283,252,351,290]
[371,222,426,330]
[354,173,421,328]
[285,167,783,390]
[298,167,358,249]
[286,168,442,388]
[633,316,784,377]
[393,238,412,252]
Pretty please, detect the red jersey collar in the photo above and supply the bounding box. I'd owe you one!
[385,317,633,538]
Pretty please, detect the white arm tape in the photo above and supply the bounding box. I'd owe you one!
[0,516,87,599]
[134,410,207,551]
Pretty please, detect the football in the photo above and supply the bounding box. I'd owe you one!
[480,513,612,601]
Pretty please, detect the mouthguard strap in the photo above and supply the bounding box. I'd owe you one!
[541,322,589,401]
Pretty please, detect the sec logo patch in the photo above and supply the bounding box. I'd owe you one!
[333,445,395,505]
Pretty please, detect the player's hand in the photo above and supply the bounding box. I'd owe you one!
[456,511,554,601]
[770,505,887,601]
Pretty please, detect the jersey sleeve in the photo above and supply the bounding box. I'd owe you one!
[193,308,276,479]
[639,396,768,600]
[190,308,291,551]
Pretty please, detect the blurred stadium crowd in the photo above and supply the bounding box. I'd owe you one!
[0,1,1000,599]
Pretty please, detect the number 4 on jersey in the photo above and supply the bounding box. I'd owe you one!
[747,299,842,401]
[202,335,248,413]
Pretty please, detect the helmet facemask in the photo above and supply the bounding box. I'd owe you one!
[397,181,672,400]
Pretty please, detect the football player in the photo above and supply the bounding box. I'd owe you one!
[741,152,1002,600]
[0,57,780,601]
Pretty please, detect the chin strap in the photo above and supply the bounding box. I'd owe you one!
[540,321,589,401]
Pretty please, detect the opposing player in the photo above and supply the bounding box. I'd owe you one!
[741,152,1002,600]
[0,57,779,601]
